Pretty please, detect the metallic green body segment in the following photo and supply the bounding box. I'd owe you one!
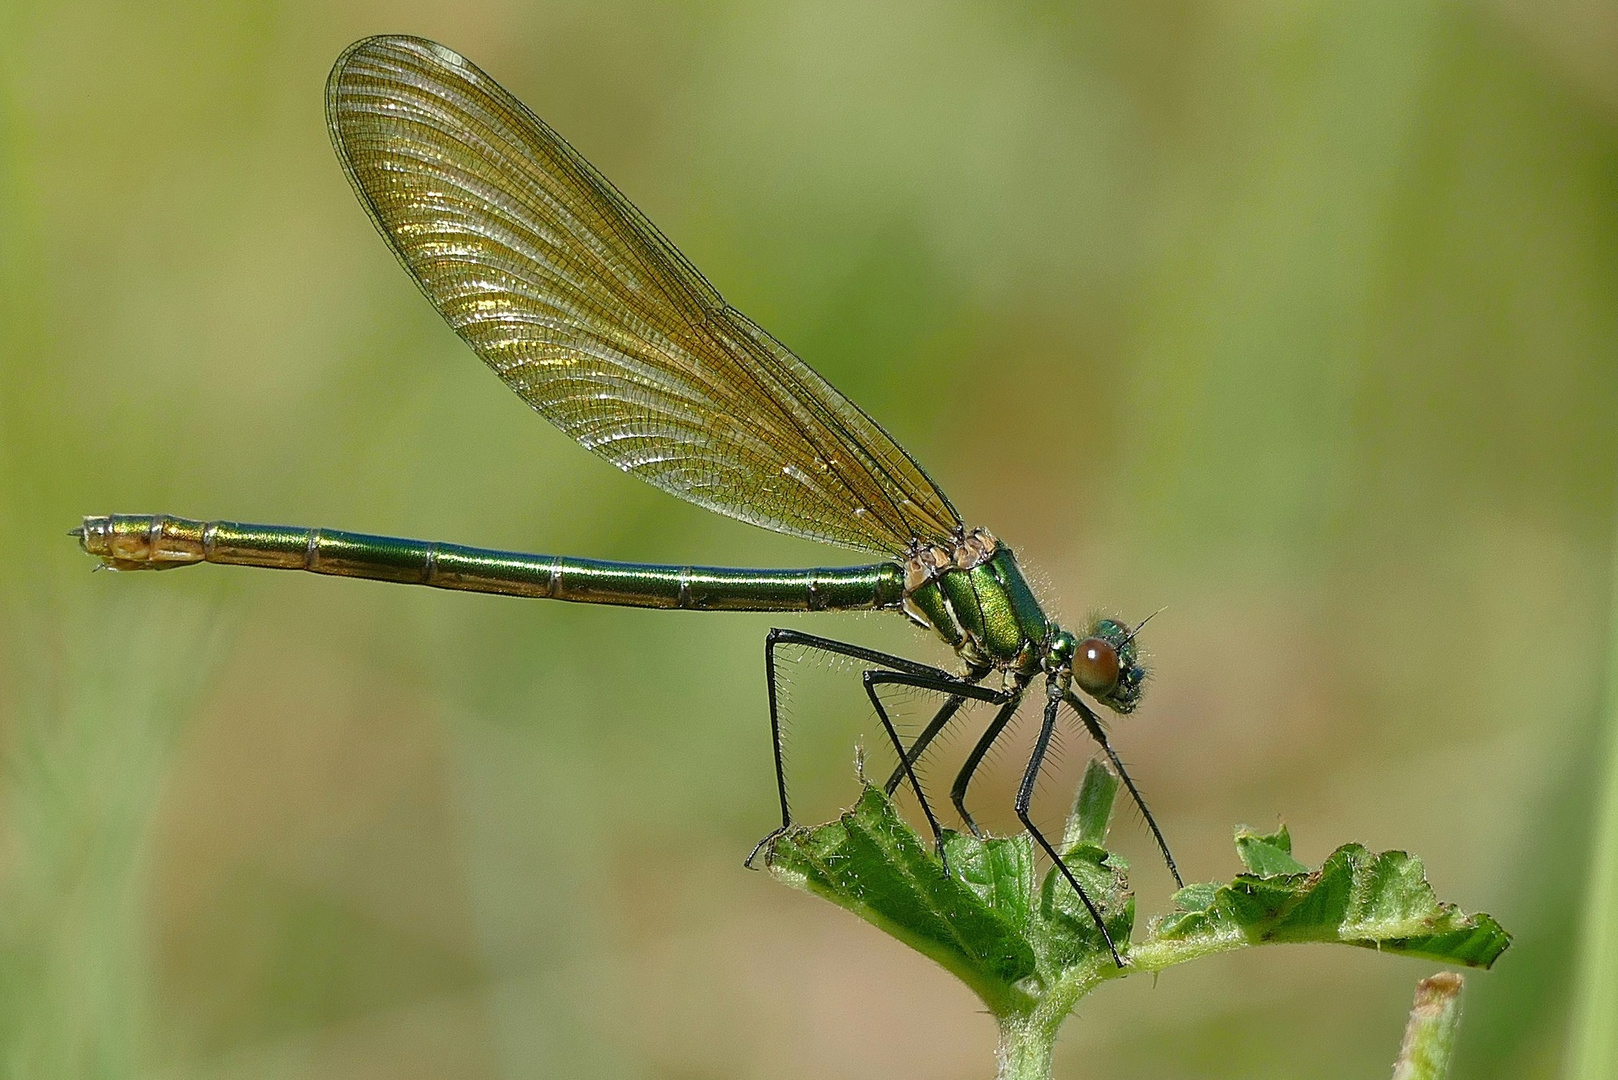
[939,569,986,641]
[986,549,1049,645]
[77,515,905,613]
[906,580,962,647]
[908,547,1051,670]
[968,562,1024,661]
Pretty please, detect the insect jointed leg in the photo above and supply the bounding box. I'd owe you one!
[746,628,1000,868]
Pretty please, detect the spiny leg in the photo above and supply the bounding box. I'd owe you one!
[882,665,991,797]
[746,628,976,868]
[864,669,1010,868]
[881,694,967,797]
[1065,691,1183,888]
[1018,680,1124,968]
[949,679,1030,837]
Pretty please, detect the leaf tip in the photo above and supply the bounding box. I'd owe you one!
[1233,824,1308,876]
[1062,759,1120,852]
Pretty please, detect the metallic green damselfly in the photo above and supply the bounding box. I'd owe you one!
[76,35,1177,965]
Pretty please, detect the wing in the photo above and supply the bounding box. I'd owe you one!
[325,35,961,557]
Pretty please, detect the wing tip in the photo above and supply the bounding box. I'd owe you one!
[327,35,471,108]
[326,35,484,149]
[329,35,469,84]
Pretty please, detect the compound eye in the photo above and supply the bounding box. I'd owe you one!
[1073,637,1120,696]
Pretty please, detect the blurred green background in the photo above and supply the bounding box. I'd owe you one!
[2,2,1616,1077]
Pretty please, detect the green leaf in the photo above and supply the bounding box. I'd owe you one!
[943,829,1035,932]
[1150,843,1512,969]
[1235,824,1308,875]
[1171,882,1220,912]
[1062,759,1120,851]
[766,760,1511,1080]
[767,787,1039,1015]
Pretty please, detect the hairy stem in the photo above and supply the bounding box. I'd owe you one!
[1391,973,1463,1080]
[996,1015,1057,1080]
[993,959,1111,1080]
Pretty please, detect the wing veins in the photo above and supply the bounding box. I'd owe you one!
[327,35,962,555]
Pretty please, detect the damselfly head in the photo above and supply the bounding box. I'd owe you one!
[1072,635,1120,697]
[1075,617,1147,714]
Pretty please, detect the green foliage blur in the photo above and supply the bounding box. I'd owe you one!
[1,3,1613,1078]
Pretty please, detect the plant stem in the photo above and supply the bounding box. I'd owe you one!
[996,1016,1056,1080]
[1567,505,1618,1080]
[994,963,1111,1080]
[1391,973,1463,1080]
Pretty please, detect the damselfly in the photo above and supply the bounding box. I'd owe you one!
[76,35,1179,965]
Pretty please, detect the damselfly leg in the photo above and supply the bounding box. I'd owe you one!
[752,629,1148,962]
[888,677,1181,894]
[1020,683,1124,967]
[1066,691,1184,889]
[746,628,997,867]
[948,683,1030,837]
[880,674,989,797]
[861,667,1010,870]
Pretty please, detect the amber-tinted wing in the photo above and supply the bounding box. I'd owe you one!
[326,36,961,556]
